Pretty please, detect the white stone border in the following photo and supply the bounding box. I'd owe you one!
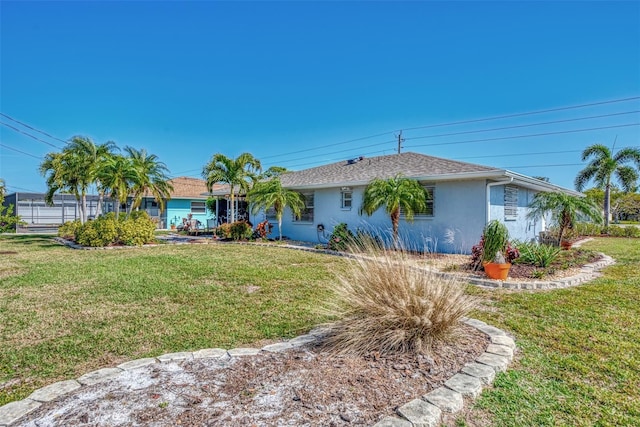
[374,318,515,427]
[0,321,515,427]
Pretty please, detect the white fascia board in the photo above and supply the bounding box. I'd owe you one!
[285,170,509,190]
[503,171,583,196]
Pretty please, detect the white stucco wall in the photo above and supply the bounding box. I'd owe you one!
[250,181,551,253]
[488,185,544,244]
[252,180,496,253]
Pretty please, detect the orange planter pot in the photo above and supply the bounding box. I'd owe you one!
[484,262,511,280]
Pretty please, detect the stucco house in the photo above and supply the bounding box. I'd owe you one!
[160,177,219,230]
[248,152,581,253]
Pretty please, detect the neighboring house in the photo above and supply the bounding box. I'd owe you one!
[248,152,581,253]
[161,177,219,230]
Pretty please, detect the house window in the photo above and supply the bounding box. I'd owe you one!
[504,185,518,221]
[341,191,352,209]
[265,206,277,220]
[294,192,314,222]
[401,186,434,218]
[191,201,206,214]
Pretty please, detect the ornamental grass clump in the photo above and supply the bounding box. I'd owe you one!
[321,243,478,356]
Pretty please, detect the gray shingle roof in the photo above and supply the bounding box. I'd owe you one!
[280,152,500,188]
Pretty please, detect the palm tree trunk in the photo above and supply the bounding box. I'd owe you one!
[278,215,283,241]
[604,183,611,228]
[229,186,235,223]
[81,193,88,224]
[391,208,400,246]
[96,190,104,217]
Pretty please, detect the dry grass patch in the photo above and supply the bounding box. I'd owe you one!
[321,246,479,355]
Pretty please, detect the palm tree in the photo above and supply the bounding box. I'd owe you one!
[93,141,118,216]
[575,144,640,227]
[40,137,95,224]
[248,177,306,240]
[526,191,602,244]
[202,153,262,223]
[124,146,173,215]
[361,174,429,245]
[98,154,138,219]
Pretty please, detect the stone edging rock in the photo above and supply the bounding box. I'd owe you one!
[373,318,514,427]
[0,320,515,427]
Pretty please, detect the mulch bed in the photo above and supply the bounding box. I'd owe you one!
[18,325,489,427]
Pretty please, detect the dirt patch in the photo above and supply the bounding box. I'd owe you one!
[17,325,489,426]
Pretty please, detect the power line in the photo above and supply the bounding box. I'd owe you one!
[6,184,41,193]
[455,149,583,160]
[257,96,640,163]
[0,143,43,160]
[402,96,640,132]
[0,113,67,144]
[404,110,640,141]
[0,122,62,149]
[259,131,397,160]
[501,163,585,169]
[404,123,640,149]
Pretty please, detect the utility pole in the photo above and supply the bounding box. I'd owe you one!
[397,130,404,154]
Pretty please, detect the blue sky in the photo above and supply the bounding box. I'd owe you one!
[1,1,639,194]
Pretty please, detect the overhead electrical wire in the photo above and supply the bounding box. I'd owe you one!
[257,96,640,161]
[0,113,67,144]
[0,122,62,149]
[0,143,43,160]
[404,123,640,149]
[403,110,640,141]
[401,96,640,132]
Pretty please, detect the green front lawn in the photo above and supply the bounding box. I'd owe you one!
[1,235,639,427]
[463,237,640,427]
[0,235,342,405]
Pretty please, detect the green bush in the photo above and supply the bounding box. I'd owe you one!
[215,223,232,238]
[575,222,603,236]
[624,226,640,238]
[74,212,157,247]
[0,203,24,233]
[58,220,82,240]
[229,221,252,240]
[118,213,156,246]
[515,241,561,268]
[328,223,355,251]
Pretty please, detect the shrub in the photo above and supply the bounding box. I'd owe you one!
[118,213,156,246]
[254,220,273,239]
[574,222,603,236]
[215,223,232,239]
[75,212,157,247]
[515,241,561,268]
[0,203,24,233]
[58,220,81,240]
[624,226,640,238]
[321,246,478,356]
[328,223,355,251]
[229,220,252,240]
[76,219,112,247]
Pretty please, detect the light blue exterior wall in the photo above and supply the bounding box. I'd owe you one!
[488,185,543,244]
[250,180,546,253]
[165,198,214,229]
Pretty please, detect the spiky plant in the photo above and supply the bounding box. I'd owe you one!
[320,242,478,356]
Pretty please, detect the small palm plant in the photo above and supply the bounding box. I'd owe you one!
[247,177,305,241]
[527,192,603,245]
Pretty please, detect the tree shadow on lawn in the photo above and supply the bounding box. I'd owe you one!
[0,234,62,249]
